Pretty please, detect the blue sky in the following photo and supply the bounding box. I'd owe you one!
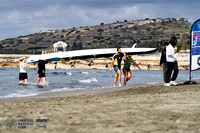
[0,0,199,40]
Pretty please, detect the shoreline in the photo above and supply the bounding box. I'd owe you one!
[0,79,196,103]
[0,85,139,103]
[0,78,193,102]
[0,80,200,132]
[1,83,160,103]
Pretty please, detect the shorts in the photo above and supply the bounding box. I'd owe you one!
[19,73,28,80]
[113,66,120,73]
[38,73,46,78]
[124,67,131,72]
[38,69,46,78]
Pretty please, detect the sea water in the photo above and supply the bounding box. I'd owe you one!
[0,67,199,99]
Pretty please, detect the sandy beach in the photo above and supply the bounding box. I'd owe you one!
[0,80,200,133]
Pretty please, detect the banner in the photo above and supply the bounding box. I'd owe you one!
[191,19,200,71]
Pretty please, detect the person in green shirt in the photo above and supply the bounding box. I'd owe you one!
[123,55,141,86]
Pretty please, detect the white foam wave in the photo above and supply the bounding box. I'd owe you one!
[81,72,89,75]
[67,72,72,75]
[50,87,85,92]
[0,91,39,99]
[79,77,98,83]
[46,68,56,71]
[50,87,70,92]
[0,87,87,99]
[146,82,159,85]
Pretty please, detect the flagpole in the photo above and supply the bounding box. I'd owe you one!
[184,20,199,84]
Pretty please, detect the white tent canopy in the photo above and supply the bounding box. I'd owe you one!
[53,41,68,52]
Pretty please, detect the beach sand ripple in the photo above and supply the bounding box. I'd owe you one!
[0,82,200,133]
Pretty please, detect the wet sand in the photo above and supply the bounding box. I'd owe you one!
[0,81,200,133]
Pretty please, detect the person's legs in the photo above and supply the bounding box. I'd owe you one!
[113,66,120,87]
[113,72,118,87]
[123,67,128,86]
[117,70,122,87]
[171,61,179,81]
[127,71,132,81]
[19,73,25,84]
[163,64,167,83]
[19,80,24,84]
[42,77,47,86]
[36,77,41,84]
[24,79,28,84]
[166,62,173,84]
[124,70,131,86]
[24,73,28,84]
[42,77,46,82]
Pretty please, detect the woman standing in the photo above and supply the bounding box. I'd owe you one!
[165,37,179,86]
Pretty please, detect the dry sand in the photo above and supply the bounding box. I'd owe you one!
[0,82,200,133]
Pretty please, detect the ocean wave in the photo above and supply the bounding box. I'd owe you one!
[46,68,56,71]
[67,72,72,75]
[50,87,70,92]
[0,67,7,70]
[81,72,89,75]
[0,91,39,99]
[50,87,85,92]
[50,72,72,75]
[79,77,98,83]
[146,82,159,85]
[0,86,87,99]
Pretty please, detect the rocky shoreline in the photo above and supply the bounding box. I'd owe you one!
[0,53,189,70]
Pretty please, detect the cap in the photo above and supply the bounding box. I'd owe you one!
[21,57,26,60]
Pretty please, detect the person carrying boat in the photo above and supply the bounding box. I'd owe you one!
[19,57,29,84]
[110,48,126,87]
[123,55,141,86]
[36,59,47,85]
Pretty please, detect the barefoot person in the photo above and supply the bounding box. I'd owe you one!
[36,59,47,85]
[123,55,141,86]
[19,57,29,84]
[110,48,126,87]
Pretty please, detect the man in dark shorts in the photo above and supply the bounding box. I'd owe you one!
[110,48,126,87]
[123,55,141,86]
[36,59,47,85]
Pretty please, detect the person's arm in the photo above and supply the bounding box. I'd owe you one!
[44,59,48,64]
[110,54,116,72]
[110,58,114,72]
[20,64,26,69]
[123,53,127,61]
[110,59,114,72]
[24,59,30,69]
[26,63,30,69]
[133,60,141,70]
[20,62,28,69]
[160,50,164,66]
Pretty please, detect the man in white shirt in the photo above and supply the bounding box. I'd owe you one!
[19,57,29,84]
[165,37,179,86]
